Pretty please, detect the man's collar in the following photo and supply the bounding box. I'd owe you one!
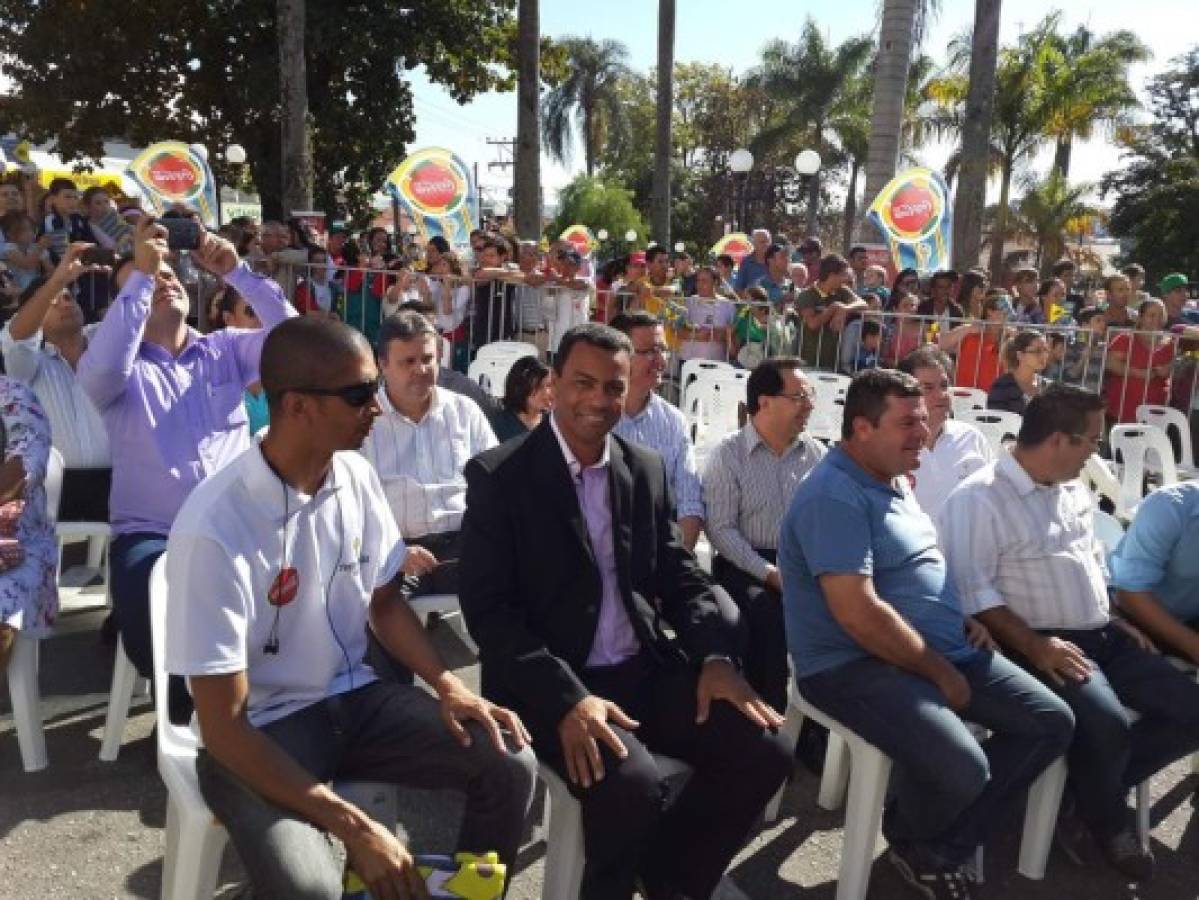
[242,442,343,526]
[550,411,610,479]
[998,451,1050,497]
[828,444,903,495]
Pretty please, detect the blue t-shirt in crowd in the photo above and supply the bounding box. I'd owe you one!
[733,255,769,293]
[779,445,977,679]
[1108,481,1199,624]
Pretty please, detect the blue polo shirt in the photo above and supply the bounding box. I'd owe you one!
[779,445,977,679]
[1109,481,1199,623]
[733,255,769,293]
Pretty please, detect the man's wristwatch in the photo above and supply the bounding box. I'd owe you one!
[702,654,734,667]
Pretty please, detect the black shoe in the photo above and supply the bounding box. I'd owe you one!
[888,847,974,900]
[1098,829,1154,882]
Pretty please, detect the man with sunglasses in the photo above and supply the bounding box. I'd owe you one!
[165,316,536,899]
[79,218,297,714]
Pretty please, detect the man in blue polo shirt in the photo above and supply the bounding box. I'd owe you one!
[1110,481,1199,664]
[779,368,1073,900]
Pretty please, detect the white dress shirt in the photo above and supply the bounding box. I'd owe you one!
[911,419,994,520]
[361,385,497,538]
[1,324,110,468]
[937,453,1110,630]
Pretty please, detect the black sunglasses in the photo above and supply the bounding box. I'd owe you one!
[290,378,380,407]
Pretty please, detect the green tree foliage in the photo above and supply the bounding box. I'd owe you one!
[540,38,633,177]
[0,0,525,221]
[547,175,646,244]
[1015,170,1097,273]
[1102,49,1199,281]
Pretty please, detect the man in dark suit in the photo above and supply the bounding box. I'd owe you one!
[460,323,791,900]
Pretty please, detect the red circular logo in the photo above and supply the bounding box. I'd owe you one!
[409,162,458,209]
[268,567,299,607]
[147,154,198,197]
[889,185,936,236]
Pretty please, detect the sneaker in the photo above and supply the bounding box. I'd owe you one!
[888,847,974,900]
[1098,829,1155,882]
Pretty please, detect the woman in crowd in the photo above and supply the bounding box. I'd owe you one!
[678,266,736,362]
[888,267,920,311]
[493,355,553,442]
[956,269,989,320]
[987,329,1050,414]
[293,246,337,318]
[941,292,1010,391]
[1104,297,1175,423]
[422,251,472,371]
[883,292,925,366]
[0,378,57,674]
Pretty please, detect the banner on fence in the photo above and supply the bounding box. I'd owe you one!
[866,166,953,273]
[711,232,752,264]
[384,147,478,252]
[125,142,218,227]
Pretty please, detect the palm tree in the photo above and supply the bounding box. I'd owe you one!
[541,37,633,177]
[1016,170,1096,272]
[750,19,873,231]
[1041,26,1150,178]
[652,0,675,245]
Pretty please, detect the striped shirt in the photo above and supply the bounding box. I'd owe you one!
[1,324,111,468]
[361,386,497,538]
[612,393,705,520]
[703,421,825,580]
[937,452,1110,630]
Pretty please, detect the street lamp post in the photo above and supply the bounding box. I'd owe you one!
[729,148,753,233]
[596,228,609,260]
[222,143,247,226]
[794,149,822,234]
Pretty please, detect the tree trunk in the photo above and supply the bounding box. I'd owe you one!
[987,160,1013,278]
[278,0,313,216]
[953,0,1002,272]
[857,0,917,242]
[652,0,675,246]
[843,158,861,252]
[1052,138,1072,179]
[514,0,541,240]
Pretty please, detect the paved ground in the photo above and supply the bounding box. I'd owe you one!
[3,582,1199,899]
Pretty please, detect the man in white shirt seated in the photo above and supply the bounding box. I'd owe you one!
[897,347,994,519]
[363,311,497,596]
[702,356,825,711]
[164,317,536,898]
[1,243,111,522]
[939,384,1199,882]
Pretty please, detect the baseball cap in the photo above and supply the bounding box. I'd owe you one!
[1160,273,1188,294]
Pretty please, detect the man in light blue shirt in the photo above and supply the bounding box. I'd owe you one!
[1110,481,1199,665]
[779,369,1072,898]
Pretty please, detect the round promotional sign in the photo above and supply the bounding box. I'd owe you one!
[145,151,202,201]
[389,149,470,218]
[560,224,596,254]
[877,172,945,244]
[711,232,753,264]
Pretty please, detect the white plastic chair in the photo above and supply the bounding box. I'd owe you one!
[949,387,988,419]
[807,377,847,444]
[1082,454,1130,521]
[468,348,536,400]
[958,409,1022,457]
[150,556,397,900]
[475,341,539,362]
[539,755,692,899]
[679,359,733,412]
[1091,509,1125,559]
[1110,423,1178,515]
[1135,405,1198,477]
[685,373,746,457]
[99,639,148,762]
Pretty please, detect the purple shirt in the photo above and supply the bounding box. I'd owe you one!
[550,415,640,667]
[78,265,296,535]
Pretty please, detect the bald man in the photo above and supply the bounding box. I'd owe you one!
[165,317,537,898]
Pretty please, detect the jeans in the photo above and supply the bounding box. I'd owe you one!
[799,651,1074,870]
[196,681,537,899]
[1022,622,1199,839]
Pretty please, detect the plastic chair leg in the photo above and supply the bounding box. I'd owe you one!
[540,770,585,900]
[818,731,850,811]
[835,743,891,900]
[86,534,106,571]
[164,803,227,900]
[1135,779,1151,851]
[9,633,47,772]
[763,700,805,823]
[99,639,139,762]
[1018,756,1067,880]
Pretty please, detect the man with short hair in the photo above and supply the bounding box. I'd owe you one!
[460,323,790,900]
[781,369,1074,900]
[1051,259,1085,313]
[1122,263,1151,304]
[917,270,964,325]
[755,244,797,307]
[848,245,870,286]
[470,236,517,350]
[166,316,536,898]
[796,237,823,273]
[362,311,497,599]
[794,253,867,370]
[1102,273,1137,329]
[1158,273,1193,327]
[939,384,1199,881]
[733,229,772,296]
[81,219,297,701]
[898,347,994,519]
[1011,267,1044,324]
[672,251,697,296]
[610,311,705,550]
[703,357,825,710]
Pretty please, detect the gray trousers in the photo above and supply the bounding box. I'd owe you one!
[196,680,537,899]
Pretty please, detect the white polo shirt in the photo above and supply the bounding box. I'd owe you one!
[165,444,408,727]
[911,419,995,520]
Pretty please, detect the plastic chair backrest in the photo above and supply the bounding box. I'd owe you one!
[959,409,1022,455]
[689,374,746,449]
[1110,423,1178,511]
[475,341,538,362]
[45,447,64,526]
[680,359,733,410]
[950,387,988,419]
[1136,404,1194,470]
[149,554,193,755]
[1083,453,1126,519]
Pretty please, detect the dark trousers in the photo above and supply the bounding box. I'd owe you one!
[519,653,791,900]
[1018,622,1199,839]
[799,651,1074,870]
[110,531,190,723]
[58,467,111,523]
[197,681,537,896]
[713,551,788,712]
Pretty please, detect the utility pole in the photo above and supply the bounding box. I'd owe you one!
[652,0,675,246]
[278,0,313,216]
[514,0,541,240]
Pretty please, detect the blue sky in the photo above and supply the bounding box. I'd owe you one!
[408,0,1192,206]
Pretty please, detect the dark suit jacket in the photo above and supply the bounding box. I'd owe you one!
[459,417,736,726]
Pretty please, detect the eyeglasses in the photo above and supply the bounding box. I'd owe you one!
[776,391,815,404]
[633,345,671,360]
[289,378,381,408]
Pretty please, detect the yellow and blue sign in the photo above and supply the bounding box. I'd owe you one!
[385,147,478,253]
[866,166,953,273]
